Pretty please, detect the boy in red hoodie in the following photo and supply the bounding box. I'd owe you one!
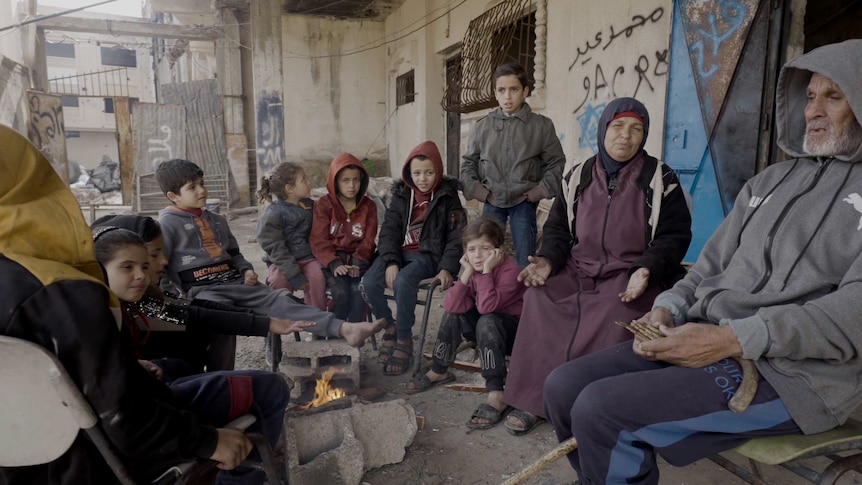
[360,141,466,375]
[311,153,378,321]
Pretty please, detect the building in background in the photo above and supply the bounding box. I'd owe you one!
[41,6,155,170]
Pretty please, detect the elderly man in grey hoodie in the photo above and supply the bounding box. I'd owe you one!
[543,39,862,484]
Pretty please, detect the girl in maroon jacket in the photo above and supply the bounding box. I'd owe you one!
[406,217,526,430]
[310,153,378,321]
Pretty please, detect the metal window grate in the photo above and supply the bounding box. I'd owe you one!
[441,0,533,113]
[396,69,415,106]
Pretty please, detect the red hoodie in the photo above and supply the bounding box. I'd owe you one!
[402,141,444,251]
[310,153,378,271]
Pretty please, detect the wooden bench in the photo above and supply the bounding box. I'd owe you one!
[709,418,862,484]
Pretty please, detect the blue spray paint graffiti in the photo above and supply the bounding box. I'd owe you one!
[255,90,285,173]
[688,0,748,80]
[577,103,606,154]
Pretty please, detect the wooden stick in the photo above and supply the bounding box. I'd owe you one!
[501,437,579,485]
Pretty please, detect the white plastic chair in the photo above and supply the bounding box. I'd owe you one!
[0,336,281,484]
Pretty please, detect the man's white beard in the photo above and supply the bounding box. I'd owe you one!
[803,119,862,157]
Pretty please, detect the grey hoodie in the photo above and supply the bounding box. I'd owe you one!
[653,39,862,434]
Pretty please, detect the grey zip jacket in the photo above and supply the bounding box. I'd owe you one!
[653,39,862,434]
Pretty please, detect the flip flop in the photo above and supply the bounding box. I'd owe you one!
[504,409,544,436]
[405,371,456,394]
[466,403,512,429]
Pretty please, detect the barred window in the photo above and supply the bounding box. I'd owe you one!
[396,69,415,106]
[441,0,535,113]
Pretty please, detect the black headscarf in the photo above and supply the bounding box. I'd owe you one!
[596,97,651,176]
[91,214,161,243]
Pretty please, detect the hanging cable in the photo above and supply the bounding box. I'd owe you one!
[0,0,119,33]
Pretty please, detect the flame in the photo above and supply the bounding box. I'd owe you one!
[299,369,346,409]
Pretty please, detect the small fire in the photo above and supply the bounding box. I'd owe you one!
[299,369,346,409]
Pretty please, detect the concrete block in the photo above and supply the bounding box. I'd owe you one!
[280,339,360,400]
[285,400,418,485]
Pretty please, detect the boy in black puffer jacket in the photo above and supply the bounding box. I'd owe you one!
[360,140,467,375]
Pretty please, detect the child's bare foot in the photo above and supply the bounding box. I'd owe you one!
[468,390,510,428]
[340,318,386,347]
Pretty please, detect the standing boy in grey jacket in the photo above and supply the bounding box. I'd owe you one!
[544,39,862,485]
[460,62,565,268]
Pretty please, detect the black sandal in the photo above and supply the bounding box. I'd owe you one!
[383,343,413,376]
[378,328,397,363]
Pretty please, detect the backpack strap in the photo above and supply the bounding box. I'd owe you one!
[561,157,595,240]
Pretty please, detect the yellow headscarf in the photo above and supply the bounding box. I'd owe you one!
[0,124,115,303]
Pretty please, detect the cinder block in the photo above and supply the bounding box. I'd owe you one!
[285,400,418,485]
[280,339,360,400]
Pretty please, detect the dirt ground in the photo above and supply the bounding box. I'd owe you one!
[172,208,862,485]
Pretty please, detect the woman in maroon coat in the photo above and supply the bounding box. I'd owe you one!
[502,97,692,435]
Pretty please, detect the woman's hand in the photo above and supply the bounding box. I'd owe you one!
[619,267,650,302]
[517,256,551,287]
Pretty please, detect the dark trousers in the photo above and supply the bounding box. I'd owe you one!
[324,271,366,322]
[169,370,289,485]
[430,309,519,392]
[360,251,436,341]
[543,342,802,485]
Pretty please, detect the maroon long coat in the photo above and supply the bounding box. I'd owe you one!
[503,156,686,417]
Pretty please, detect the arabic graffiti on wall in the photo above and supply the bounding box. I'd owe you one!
[577,103,606,151]
[27,91,68,183]
[255,90,285,173]
[569,5,669,115]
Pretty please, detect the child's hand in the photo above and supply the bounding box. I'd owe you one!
[433,269,454,290]
[458,254,474,285]
[138,360,164,381]
[269,318,316,334]
[334,265,350,277]
[347,265,360,278]
[243,270,258,286]
[385,265,399,289]
[482,248,503,274]
[619,267,650,302]
[517,256,552,287]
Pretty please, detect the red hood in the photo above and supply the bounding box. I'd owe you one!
[402,140,444,194]
[326,152,369,201]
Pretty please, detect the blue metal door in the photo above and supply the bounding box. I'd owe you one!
[662,0,783,262]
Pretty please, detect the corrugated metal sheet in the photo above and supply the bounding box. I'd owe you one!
[132,102,186,174]
[160,79,229,177]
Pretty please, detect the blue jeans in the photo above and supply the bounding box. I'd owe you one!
[360,251,436,341]
[483,200,537,268]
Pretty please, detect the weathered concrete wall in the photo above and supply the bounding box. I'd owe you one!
[383,0,673,176]
[0,1,23,64]
[281,15,388,185]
